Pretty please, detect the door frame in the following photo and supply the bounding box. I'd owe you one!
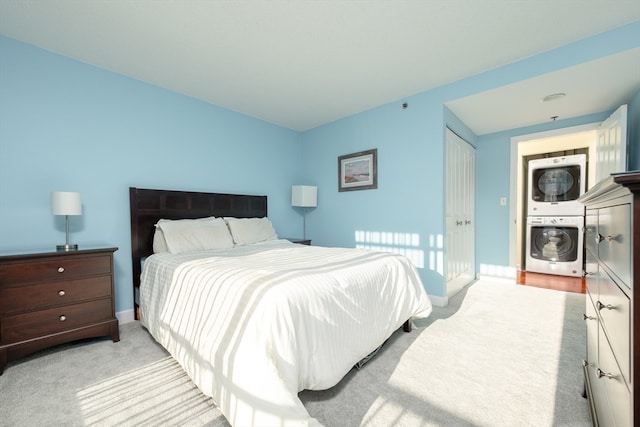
[509,123,598,271]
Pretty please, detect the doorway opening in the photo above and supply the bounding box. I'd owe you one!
[509,124,598,272]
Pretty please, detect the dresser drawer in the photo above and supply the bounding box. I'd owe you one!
[585,289,598,366]
[585,209,598,259]
[597,273,630,384]
[1,298,113,344]
[0,254,112,286]
[596,327,631,427]
[0,275,112,314]
[584,247,598,298]
[598,204,631,290]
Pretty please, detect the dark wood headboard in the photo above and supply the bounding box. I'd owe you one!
[129,187,268,319]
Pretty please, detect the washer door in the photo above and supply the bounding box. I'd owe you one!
[531,165,582,202]
[529,226,578,262]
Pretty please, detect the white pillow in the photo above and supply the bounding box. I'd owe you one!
[152,227,169,253]
[155,217,234,253]
[224,217,278,246]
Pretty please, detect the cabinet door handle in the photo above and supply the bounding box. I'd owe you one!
[605,234,619,242]
[58,290,66,297]
[596,301,615,311]
[596,368,615,380]
[595,234,604,244]
[582,313,596,321]
[456,221,463,226]
[59,315,67,322]
[465,220,471,225]
[57,267,65,273]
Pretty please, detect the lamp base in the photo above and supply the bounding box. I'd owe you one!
[56,244,78,251]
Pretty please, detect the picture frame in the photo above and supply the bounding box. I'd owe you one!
[338,148,377,192]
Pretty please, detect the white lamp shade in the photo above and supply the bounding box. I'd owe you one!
[51,192,82,215]
[291,185,317,207]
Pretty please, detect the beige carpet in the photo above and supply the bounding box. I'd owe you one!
[0,279,591,426]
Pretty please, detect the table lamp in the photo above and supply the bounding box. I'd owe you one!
[51,191,82,251]
[291,185,317,240]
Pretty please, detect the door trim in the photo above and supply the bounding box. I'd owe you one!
[509,123,598,272]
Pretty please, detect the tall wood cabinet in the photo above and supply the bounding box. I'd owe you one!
[580,172,639,426]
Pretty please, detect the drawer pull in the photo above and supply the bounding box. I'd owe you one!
[596,368,616,380]
[582,313,596,321]
[57,267,65,273]
[59,315,67,322]
[583,359,595,369]
[58,290,66,297]
[596,301,616,311]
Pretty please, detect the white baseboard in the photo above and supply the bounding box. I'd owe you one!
[477,274,517,284]
[116,309,135,324]
[429,294,448,307]
[477,265,518,280]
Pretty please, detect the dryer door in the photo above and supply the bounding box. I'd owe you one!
[531,165,582,203]
[529,225,579,262]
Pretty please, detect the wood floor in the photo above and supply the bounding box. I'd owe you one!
[516,271,586,294]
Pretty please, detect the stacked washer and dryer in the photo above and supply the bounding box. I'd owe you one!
[525,154,586,277]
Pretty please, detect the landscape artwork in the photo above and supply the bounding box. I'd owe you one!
[338,148,377,192]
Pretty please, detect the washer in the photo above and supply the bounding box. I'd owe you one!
[526,216,584,277]
[527,154,586,216]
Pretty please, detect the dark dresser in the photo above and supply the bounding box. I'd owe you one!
[0,246,119,374]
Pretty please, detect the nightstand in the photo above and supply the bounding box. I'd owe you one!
[285,238,311,245]
[0,246,119,374]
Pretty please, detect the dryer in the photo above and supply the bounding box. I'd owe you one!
[527,154,586,216]
[526,216,584,277]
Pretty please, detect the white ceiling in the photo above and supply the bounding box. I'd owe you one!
[1,1,639,133]
[447,47,640,135]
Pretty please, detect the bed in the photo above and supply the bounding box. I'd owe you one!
[129,187,432,427]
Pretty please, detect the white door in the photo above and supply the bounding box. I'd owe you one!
[596,104,628,182]
[445,128,476,298]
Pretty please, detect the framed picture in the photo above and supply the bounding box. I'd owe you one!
[338,148,377,192]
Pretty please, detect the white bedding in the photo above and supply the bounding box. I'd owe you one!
[140,239,432,426]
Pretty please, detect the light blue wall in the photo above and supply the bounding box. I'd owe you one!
[0,37,303,314]
[301,95,447,296]
[299,21,640,298]
[1,21,639,312]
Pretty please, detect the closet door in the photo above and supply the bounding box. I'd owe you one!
[596,104,627,182]
[445,128,476,298]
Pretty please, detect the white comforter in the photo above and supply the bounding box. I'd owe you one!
[140,239,432,426]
